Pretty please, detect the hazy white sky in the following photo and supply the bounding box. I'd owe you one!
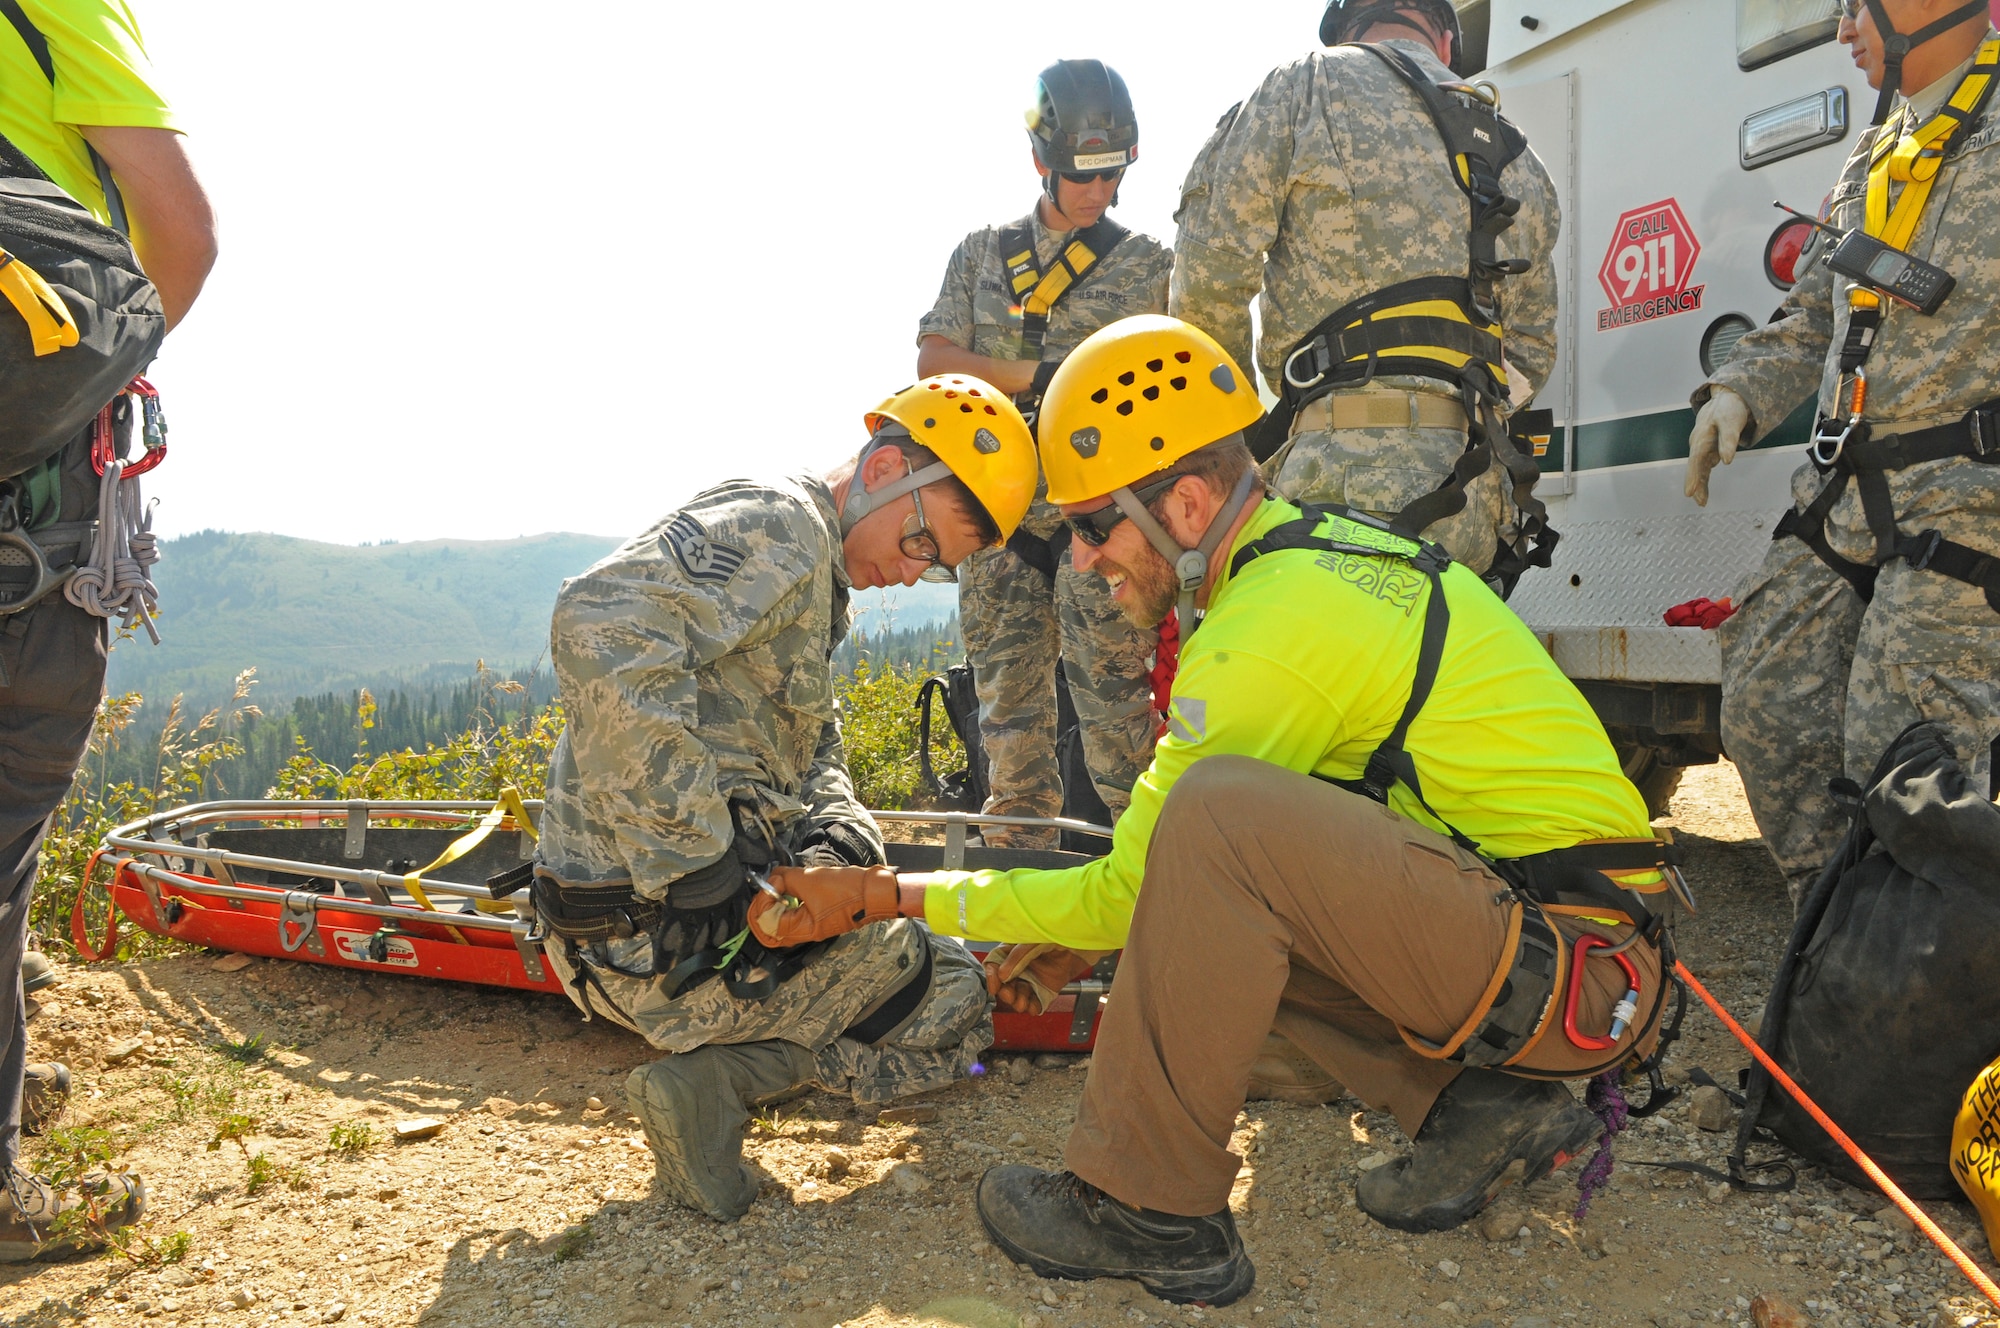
[134,1,1318,544]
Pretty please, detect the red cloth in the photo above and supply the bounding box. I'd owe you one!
[1663,597,1736,630]
[1149,610,1181,737]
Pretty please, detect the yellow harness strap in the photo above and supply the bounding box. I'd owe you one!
[1008,237,1102,319]
[1865,39,1999,251]
[401,787,539,915]
[0,250,79,356]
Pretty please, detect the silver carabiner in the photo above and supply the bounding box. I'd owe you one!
[1283,340,1327,391]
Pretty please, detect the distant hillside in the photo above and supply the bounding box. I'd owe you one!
[106,530,622,708]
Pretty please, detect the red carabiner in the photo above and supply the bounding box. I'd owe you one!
[1562,932,1642,1051]
[89,376,167,478]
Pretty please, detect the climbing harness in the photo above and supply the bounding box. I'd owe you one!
[1250,43,1557,587]
[1780,38,2000,613]
[995,216,1130,424]
[1228,503,1685,1074]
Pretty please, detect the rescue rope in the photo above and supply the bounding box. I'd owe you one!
[1573,1070,1629,1219]
[64,456,159,643]
[1676,960,2000,1310]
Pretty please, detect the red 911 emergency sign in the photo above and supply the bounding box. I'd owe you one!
[1597,198,1704,332]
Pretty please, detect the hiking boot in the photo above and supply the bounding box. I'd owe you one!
[1356,1069,1600,1233]
[21,950,58,996]
[975,1166,1255,1306]
[22,1062,69,1136]
[0,1169,146,1262]
[1245,1032,1345,1105]
[625,1041,817,1222]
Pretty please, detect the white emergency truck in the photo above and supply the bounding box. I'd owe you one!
[1458,0,1872,811]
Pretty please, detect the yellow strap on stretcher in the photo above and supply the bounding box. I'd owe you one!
[401,786,539,914]
[0,250,79,356]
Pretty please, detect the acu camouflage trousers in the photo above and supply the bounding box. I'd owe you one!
[544,917,992,1106]
[957,509,1158,848]
[1721,458,2000,900]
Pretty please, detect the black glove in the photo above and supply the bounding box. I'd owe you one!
[798,820,883,869]
[667,843,746,910]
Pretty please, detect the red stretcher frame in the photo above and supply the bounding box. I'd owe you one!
[82,800,1113,1053]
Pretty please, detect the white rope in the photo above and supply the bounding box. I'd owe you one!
[64,456,161,643]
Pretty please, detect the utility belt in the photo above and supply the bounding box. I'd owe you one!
[1292,387,1471,435]
[1778,394,2000,612]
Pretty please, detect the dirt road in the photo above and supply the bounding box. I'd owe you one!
[5,762,1997,1328]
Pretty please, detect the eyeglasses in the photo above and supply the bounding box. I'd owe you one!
[902,483,957,583]
[1841,0,1863,18]
[1060,167,1125,185]
[1063,474,1180,547]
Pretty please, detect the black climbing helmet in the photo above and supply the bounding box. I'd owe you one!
[1026,59,1138,200]
[1320,0,1463,70]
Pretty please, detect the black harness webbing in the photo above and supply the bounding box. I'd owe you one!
[1784,401,2000,614]
[996,215,1129,423]
[1004,523,1073,585]
[841,940,935,1046]
[1228,504,1681,1067]
[1247,47,1555,587]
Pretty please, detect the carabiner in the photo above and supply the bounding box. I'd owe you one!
[1283,338,1328,391]
[1562,932,1642,1052]
[89,377,167,479]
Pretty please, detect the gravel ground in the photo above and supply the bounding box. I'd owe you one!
[4,761,1998,1328]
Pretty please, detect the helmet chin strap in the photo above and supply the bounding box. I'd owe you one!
[839,439,952,537]
[1862,0,1990,125]
[1108,468,1259,637]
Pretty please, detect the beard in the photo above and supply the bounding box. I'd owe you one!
[1098,542,1179,628]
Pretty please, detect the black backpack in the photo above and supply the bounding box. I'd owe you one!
[0,2,164,482]
[1734,722,2000,1197]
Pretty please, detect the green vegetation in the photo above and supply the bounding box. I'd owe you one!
[550,1219,594,1262]
[327,1121,376,1157]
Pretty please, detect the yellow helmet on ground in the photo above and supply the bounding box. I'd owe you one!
[845,375,1037,542]
[1039,314,1263,505]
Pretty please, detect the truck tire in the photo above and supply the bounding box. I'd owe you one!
[1618,743,1684,819]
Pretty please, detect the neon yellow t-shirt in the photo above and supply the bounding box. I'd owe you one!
[0,0,177,225]
[922,495,1654,951]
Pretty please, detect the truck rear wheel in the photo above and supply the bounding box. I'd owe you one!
[1618,743,1685,819]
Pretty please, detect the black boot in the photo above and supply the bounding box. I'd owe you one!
[1356,1069,1599,1233]
[975,1166,1254,1306]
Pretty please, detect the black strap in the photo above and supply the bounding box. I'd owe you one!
[1773,481,1879,602]
[996,214,1131,361]
[1003,524,1072,584]
[0,0,128,234]
[841,939,935,1045]
[1862,0,1990,125]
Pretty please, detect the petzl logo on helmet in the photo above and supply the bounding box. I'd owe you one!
[1073,149,1128,171]
[1070,427,1101,458]
[661,512,745,586]
[973,427,1002,454]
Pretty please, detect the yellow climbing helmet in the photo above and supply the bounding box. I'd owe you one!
[1039,315,1264,505]
[849,375,1038,542]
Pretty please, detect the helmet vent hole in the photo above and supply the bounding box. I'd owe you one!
[959,403,974,413]
[984,405,998,415]
[1117,371,1136,386]
[1146,359,1163,373]
[1142,386,1160,401]
[1091,388,1109,404]
[1149,437,1166,451]
[1116,400,1135,416]
[1170,377,1187,391]
[1174,351,1192,364]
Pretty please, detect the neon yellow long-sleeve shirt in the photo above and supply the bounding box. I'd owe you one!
[920,495,1653,951]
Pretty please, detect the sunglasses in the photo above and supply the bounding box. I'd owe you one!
[1060,167,1125,185]
[1063,474,1181,548]
[901,483,957,583]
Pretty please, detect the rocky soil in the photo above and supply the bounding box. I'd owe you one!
[5,761,1999,1328]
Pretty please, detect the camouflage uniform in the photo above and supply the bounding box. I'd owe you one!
[1170,39,1561,573]
[537,475,991,1100]
[919,209,1170,846]
[1701,42,2000,897]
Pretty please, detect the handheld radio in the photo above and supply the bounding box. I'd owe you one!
[1775,201,1955,315]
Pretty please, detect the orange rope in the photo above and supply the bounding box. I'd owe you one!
[1675,960,2000,1309]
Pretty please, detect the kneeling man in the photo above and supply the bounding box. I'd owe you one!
[532,377,1035,1221]
[750,318,1681,1303]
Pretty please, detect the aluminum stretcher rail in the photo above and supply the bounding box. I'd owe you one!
[82,799,1116,1051]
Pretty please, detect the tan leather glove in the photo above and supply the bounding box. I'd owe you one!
[983,943,1109,1015]
[746,863,899,947]
[1684,387,1753,507]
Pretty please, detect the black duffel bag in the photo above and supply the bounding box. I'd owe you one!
[0,139,163,480]
[1733,722,2000,1197]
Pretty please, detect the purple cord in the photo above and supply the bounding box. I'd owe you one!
[1573,1069,1630,1220]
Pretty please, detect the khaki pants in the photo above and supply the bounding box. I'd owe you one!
[1066,756,1662,1216]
